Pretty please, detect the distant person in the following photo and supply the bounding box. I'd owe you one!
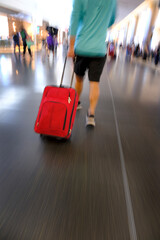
[131,43,135,57]
[155,43,160,66]
[119,44,123,56]
[142,45,148,61]
[20,27,27,56]
[41,38,47,61]
[42,38,47,48]
[134,44,140,58]
[13,32,20,53]
[26,35,34,58]
[68,0,117,127]
[126,44,132,61]
[116,43,123,59]
[47,33,54,56]
[54,36,58,52]
[108,42,116,59]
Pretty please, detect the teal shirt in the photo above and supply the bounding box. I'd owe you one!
[70,0,116,57]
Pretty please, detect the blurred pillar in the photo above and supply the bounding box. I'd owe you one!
[131,15,139,43]
[116,31,120,45]
[124,22,129,47]
[145,1,159,47]
[32,17,37,46]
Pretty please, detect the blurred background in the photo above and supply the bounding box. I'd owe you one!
[0,1,160,240]
[0,0,159,59]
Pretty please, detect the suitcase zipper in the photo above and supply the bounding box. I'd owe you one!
[66,91,77,137]
[37,101,67,130]
[63,110,67,130]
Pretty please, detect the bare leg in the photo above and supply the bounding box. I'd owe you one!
[75,74,84,100]
[88,81,100,115]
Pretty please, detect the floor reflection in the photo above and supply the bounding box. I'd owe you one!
[0,55,13,86]
[108,57,160,105]
[0,87,27,111]
[0,50,160,105]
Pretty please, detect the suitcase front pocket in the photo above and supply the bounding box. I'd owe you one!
[37,101,67,131]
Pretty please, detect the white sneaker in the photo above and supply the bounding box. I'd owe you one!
[86,113,95,127]
[77,101,82,110]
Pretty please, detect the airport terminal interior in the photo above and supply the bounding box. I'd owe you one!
[0,0,160,239]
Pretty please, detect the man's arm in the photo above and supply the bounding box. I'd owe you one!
[68,0,82,58]
[68,36,76,58]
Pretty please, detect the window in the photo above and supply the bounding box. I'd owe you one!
[0,16,9,39]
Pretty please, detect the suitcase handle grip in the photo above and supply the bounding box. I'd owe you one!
[60,56,75,88]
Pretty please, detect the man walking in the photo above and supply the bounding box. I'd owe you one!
[13,32,20,53]
[20,27,27,56]
[68,0,116,127]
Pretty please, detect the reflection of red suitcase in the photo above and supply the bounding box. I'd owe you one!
[34,57,78,139]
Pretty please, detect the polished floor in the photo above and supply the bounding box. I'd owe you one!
[0,48,160,240]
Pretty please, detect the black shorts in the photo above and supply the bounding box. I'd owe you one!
[48,45,54,51]
[74,55,106,82]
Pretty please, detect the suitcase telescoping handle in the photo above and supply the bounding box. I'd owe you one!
[60,56,75,88]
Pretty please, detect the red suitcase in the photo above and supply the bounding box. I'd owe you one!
[34,57,78,139]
